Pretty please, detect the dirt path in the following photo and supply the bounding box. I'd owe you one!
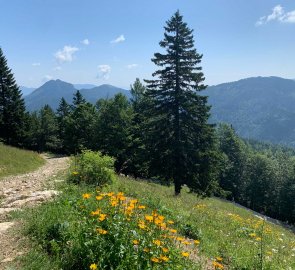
[0,155,69,269]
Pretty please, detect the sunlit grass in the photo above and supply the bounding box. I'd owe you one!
[0,143,44,179]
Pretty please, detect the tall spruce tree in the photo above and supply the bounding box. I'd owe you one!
[0,48,25,145]
[145,11,216,195]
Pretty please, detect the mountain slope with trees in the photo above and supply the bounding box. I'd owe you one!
[206,76,295,146]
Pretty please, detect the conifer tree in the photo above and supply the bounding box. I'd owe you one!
[57,97,70,151]
[126,79,150,177]
[0,48,25,145]
[145,11,216,195]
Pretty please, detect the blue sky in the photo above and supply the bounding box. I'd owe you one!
[1,0,295,88]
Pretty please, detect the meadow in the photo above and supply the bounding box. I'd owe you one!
[17,169,295,270]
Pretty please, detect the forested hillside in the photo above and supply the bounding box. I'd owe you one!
[207,76,295,146]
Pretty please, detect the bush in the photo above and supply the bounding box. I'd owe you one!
[69,150,115,187]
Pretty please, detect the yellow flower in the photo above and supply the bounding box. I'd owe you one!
[90,209,100,216]
[151,257,160,263]
[182,240,191,245]
[161,247,169,253]
[169,229,177,234]
[143,248,150,252]
[255,237,262,241]
[194,240,200,245]
[82,193,91,199]
[90,263,97,270]
[176,237,184,241]
[181,251,189,257]
[216,256,223,262]
[72,171,79,175]
[107,192,114,197]
[266,251,272,256]
[138,205,146,209]
[145,215,153,222]
[96,228,107,234]
[138,223,146,230]
[98,214,106,221]
[133,240,139,245]
[249,233,256,237]
[153,239,161,246]
[160,255,169,262]
[167,220,174,224]
[213,261,224,269]
[96,195,103,201]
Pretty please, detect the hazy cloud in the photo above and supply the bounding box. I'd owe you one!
[54,66,62,71]
[111,34,125,44]
[97,65,111,79]
[54,45,79,63]
[82,39,90,45]
[32,63,41,66]
[127,64,138,69]
[256,5,295,25]
[42,75,53,82]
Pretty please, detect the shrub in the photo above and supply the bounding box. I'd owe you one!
[69,150,115,187]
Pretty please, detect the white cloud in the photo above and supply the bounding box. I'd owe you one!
[126,64,138,69]
[54,66,62,71]
[81,39,90,45]
[97,65,111,80]
[54,45,79,63]
[111,34,125,44]
[42,75,53,82]
[32,63,41,66]
[256,5,295,25]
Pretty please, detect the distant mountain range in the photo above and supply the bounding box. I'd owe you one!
[24,80,131,111]
[23,76,295,147]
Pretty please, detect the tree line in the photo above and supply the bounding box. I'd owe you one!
[0,11,294,224]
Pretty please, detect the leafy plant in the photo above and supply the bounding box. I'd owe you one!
[69,150,115,187]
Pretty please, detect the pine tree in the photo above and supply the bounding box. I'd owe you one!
[95,93,132,172]
[126,79,150,177]
[37,105,61,152]
[0,48,26,145]
[145,11,216,195]
[57,97,70,152]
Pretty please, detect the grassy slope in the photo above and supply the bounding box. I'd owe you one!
[0,143,45,179]
[19,174,295,270]
[112,177,295,269]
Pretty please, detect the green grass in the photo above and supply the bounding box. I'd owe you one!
[17,175,295,270]
[0,143,45,179]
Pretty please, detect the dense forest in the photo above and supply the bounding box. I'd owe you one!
[0,12,294,225]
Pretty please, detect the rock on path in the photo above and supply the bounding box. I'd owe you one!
[0,155,69,269]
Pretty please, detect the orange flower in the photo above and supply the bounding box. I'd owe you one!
[96,195,103,201]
